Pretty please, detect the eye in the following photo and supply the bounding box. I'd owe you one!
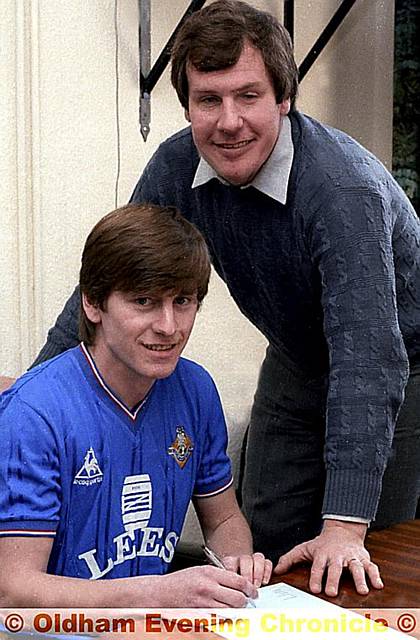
[175,296,190,306]
[241,92,258,101]
[135,297,152,307]
[199,95,220,106]
[175,295,197,307]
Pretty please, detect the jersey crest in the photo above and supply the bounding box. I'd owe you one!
[74,447,103,485]
[167,426,194,469]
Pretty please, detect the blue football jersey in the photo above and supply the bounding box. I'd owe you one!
[0,345,232,579]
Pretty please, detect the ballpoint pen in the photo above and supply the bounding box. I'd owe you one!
[202,544,257,608]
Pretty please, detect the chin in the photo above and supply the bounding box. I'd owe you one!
[152,363,178,380]
[220,166,255,186]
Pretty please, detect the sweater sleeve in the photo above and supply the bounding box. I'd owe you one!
[31,286,81,367]
[308,188,409,520]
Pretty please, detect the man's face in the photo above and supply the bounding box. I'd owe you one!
[83,290,198,406]
[186,42,290,186]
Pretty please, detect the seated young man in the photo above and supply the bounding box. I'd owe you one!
[0,204,271,607]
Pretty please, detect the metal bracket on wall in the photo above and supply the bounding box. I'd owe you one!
[138,0,359,140]
[139,0,151,141]
[139,0,206,141]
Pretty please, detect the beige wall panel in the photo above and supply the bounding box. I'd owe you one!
[294,0,394,167]
[0,2,40,372]
[34,1,121,350]
[0,2,21,372]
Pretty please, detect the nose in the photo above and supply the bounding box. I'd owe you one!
[217,99,243,134]
[152,302,177,336]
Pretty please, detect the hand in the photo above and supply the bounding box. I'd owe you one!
[0,376,14,393]
[161,565,258,608]
[274,520,384,597]
[222,552,272,587]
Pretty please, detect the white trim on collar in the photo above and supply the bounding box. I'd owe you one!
[192,115,294,204]
[80,342,148,421]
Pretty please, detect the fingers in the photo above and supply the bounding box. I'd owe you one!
[216,566,258,606]
[365,560,384,590]
[223,552,272,587]
[262,557,273,585]
[274,543,307,574]
[308,555,328,594]
[193,565,257,608]
[310,557,383,597]
[323,560,343,597]
[348,558,383,593]
[236,554,254,583]
[221,555,239,573]
[272,526,383,598]
[346,558,368,595]
[248,552,272,587]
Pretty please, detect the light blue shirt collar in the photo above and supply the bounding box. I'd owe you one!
[191,115,294,204]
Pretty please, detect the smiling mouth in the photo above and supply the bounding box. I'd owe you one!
[215,140,253,150]
[142,344,176,352]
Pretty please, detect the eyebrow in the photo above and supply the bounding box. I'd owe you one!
[190,81,264,95]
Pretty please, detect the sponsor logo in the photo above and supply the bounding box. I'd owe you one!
[121,474,152,535]
[78,473,178,578]
[73,447,103,486]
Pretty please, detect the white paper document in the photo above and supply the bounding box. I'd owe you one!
[211,582,411,639]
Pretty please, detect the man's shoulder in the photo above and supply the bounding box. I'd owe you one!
[292,111,386,174]
[136,126,199,204]
[1,347,82,413]
[161,125,194,146]
[154,126,197,163]
[171,357,218,396]
[175,356,214,380]
[290,111,396,199]
[292,112,374,163]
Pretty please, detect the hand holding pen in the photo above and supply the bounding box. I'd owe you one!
[202,545,272,606]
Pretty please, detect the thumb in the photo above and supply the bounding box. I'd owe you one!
[274,545,306,575]
[221,555,239,573]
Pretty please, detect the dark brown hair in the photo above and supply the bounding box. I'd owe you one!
[79,204,211,345]
[171,0,298,110]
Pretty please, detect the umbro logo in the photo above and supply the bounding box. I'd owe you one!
[73,447,103,486]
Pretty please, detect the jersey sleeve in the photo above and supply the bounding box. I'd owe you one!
[0,395,61,537]
[192,376,233,498]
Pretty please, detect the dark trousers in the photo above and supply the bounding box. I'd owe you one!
[241,345,420,563]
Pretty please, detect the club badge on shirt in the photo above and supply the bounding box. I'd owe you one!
[168,426,194,469]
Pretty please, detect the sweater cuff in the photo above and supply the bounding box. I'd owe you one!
[322,469,382,521]
[323,514,371,525]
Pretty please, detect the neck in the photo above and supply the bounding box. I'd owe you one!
[85,343,154,409]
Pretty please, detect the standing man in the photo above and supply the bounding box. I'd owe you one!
[31,1,420,597]
[0,204,271,607]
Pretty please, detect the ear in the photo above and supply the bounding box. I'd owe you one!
[184,109,191,122]
[82,292,102,324]
[278,98,291,116]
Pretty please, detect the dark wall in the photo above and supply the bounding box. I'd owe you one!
[393,0,419,214]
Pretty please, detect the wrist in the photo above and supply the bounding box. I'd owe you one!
[322,518,368,541]
[123,574,168,608]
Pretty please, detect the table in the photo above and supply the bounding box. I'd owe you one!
[279,520,420,607]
